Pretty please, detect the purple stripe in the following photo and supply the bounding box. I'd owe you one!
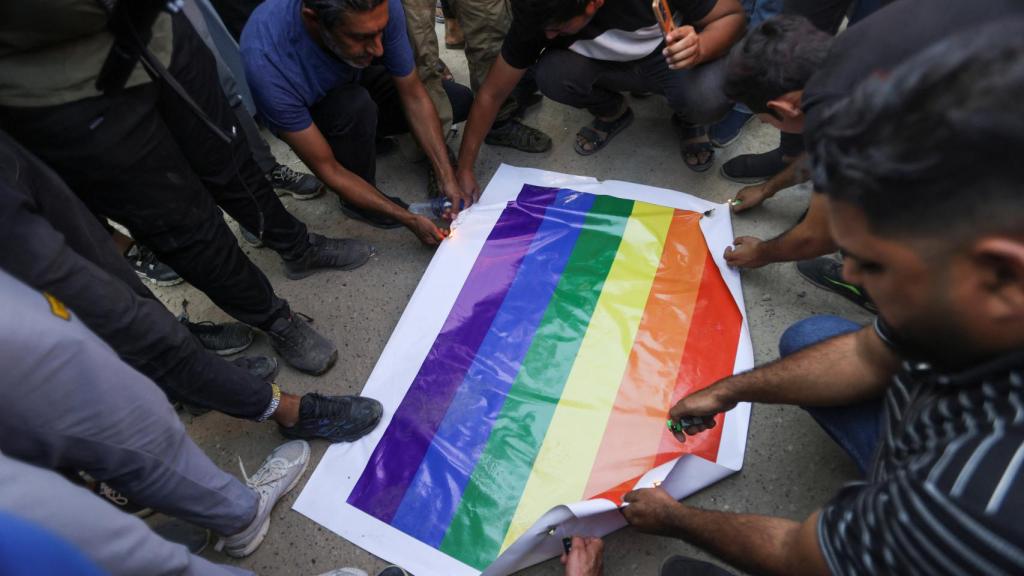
[347,185,559,522]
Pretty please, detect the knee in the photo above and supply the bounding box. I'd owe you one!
[779,315,861,358]
[443,79,474,124]
[315,86,378,137]
[667,85,732,126]
[534,50,583,102]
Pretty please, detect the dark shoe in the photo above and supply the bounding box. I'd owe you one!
[377,568,411,576]
[338,195,409,229]
[796,257,877,313]
[231,355,280,383]
[283,233,374,280]
[265,313,338,375]
[660,556,736,576]
[720,147,787,184]
[150,518,210,555]
[267,164,324,200]
[486,119,552,153]
[180,301,255,356]
[710,107,754,148]
[240,226,263,248]
[280,393,383,443]
[125,244,183,287]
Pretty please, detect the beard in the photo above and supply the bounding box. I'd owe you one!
[880,288,985,371]
[319,28,370,68]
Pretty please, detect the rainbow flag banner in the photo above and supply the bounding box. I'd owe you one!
[295,166,753,576]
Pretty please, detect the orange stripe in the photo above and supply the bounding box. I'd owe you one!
[582,211,706,501]
[652,252,743,469]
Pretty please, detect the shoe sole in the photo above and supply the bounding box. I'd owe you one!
[274,184,326,201]
[225,445,311,558]
[795,262,878,313]
[135,271,185,288]
[718,164,770,184]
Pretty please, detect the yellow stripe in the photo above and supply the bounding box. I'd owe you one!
[499,201,675,551]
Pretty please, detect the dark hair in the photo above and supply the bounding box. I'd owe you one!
[511,0,590,29]
[810,19,1024,241]
[724,15,833,114]
[302,0,386,30]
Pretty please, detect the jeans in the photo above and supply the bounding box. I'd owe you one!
[534,47,732,124]
[0,12,304,330]
[779,315,883,474]
[310,65,473,186]
[0,130,274,420]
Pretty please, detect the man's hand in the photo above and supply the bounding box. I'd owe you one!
[439,176,472,217]
[456,167,482,205]
[663,26,703,70]
[731,183,774,214]
[668,386,735,442]
[409,214,447,246]
[724,236,768,268]
[561,536,604,576]
[622,487,681,536]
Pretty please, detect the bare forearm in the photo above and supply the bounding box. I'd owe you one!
[402,89,455,185]
[665,504,825,576]
[697,12,746,61]
[763,155,806,196]
[319,163,413,225]
[457,87,503,170]
[756,191,834,265]
[718,327,895,407]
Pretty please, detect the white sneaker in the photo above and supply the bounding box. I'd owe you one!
[315,569,368,576]
[216,440,311,558]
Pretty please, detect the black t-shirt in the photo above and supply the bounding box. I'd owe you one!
[802,0,1024,144]
[501,0,717,69]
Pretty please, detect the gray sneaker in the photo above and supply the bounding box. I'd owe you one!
[283,233,375,280]
[267,164,325,200]
[266,313,338,375]
[217,440,311,558]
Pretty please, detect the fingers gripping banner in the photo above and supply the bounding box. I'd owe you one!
[294,166,754,576]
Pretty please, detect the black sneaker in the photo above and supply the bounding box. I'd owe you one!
[232,355,280,382]
[283,233,375,280]
[240,226,263,248]
[267,164,325,200]
[485,119,552,153]
[719,147,788,184]
[280,393,383,443]
[796,257,877,313]
[265,313,338,375]
[179,300,254,356]
[125,244,183,287]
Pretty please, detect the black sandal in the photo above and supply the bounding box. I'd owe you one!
[673,115,714,172]
[574,107,634,156]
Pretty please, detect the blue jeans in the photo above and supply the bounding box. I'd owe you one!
[779,316,883,475]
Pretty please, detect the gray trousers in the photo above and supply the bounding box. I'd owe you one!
[0,454,251,576]
[0,268,258,540]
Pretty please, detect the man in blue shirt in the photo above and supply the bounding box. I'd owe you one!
[242,0,473,245]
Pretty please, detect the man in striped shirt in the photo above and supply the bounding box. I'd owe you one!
[610,20,1024,576]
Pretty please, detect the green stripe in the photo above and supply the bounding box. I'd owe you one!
[439,195,634,569]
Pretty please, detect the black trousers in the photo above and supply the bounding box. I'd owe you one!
[311,65,473,185]
[0,13,303,329]
[0,130,273,420]
[533,47,732,124]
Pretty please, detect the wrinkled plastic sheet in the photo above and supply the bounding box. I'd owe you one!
[294,165,753,576]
